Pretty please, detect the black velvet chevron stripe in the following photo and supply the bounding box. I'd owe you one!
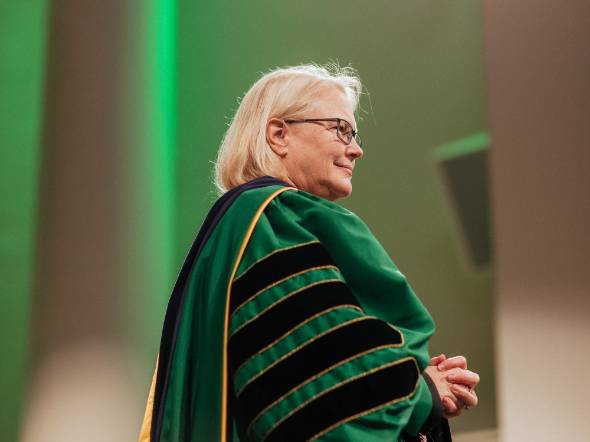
[230,242,336,315]
[228,281,359,373]
[236,318,404,432]
[265,358,419,442]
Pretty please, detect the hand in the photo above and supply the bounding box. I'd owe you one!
[431,354,480,417]
[424,359,459,419]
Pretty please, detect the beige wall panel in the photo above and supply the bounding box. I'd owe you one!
[483,0,590,440]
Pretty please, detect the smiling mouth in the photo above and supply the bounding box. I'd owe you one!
[335,164,353,175]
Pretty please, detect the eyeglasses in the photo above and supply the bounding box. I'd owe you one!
[283,118,363,148]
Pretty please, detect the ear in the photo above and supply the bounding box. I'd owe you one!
[266,118,289,157]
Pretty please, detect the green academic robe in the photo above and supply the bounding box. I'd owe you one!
[139,177,441,442]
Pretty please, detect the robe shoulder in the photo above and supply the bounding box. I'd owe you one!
[228,188,438,441]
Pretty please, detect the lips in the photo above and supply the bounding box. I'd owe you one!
[335,163,353,175]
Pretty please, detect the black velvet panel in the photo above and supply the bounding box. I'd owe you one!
[230,241,336,315]
[236,317,404,432]
[228,280,359,373]
[265,358,419,442]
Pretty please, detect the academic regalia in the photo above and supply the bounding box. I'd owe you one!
[139,176,450,442]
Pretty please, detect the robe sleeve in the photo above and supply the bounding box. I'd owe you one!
[227,192,439,441]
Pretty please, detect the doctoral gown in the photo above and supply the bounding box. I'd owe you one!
[139,177,447,442]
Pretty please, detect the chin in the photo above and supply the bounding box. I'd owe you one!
[326,179,352,201]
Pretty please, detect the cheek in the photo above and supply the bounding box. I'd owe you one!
[323,157,349,186]
[318,154,338,177]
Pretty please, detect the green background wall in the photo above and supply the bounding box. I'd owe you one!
[0,2,48,440]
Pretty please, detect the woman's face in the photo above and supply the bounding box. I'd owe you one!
[279,87,363,201]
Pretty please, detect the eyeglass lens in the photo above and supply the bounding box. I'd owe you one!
[337,120,362,147]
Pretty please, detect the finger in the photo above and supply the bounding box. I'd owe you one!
[442,396,461,417]
[429,354,446,366]
[438,355,467,371]
[442,396,458,414]
[451,384,478,408]
[446,369,480,388]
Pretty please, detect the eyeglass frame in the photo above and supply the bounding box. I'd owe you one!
[283,118,363,148]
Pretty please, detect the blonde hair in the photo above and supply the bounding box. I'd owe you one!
[213,63,362,194]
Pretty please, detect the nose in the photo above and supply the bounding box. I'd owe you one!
[347,139,363,160]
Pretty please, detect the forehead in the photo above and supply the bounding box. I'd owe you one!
[309,86,357,127]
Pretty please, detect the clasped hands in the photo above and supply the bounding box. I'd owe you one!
[423,354,480,419]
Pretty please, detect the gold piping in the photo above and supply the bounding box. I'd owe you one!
[233,240,320,282]
[307,358,421,441]
[248,344,403,434]
[230,265,340,324]
[260,357,420,441]
[230,277,344,337]
[233,304,363,385]
[237,314,371,398]
[221,186,294,442]
[388,323,405,345]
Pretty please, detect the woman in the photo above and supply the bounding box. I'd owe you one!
[139,64,479,442]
